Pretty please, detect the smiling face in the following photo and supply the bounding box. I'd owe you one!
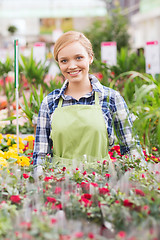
[57,41,93,84]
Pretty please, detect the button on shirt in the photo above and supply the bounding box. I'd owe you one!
[33,74,142,165]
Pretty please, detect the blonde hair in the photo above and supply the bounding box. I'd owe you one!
[54,31,94,62]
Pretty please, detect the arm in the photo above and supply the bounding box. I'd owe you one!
[113,92,144,159]
[33,97,52,166]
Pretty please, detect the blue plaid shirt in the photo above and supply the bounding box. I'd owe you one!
[33,74,142,165]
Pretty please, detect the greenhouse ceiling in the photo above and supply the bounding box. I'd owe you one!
[0,0,107,18]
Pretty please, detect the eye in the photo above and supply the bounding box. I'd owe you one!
[77,56,83,60]
[60,59,67,63]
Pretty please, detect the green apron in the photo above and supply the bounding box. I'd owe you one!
[50,91,109,162]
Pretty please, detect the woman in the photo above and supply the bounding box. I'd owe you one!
[33,31,143,168]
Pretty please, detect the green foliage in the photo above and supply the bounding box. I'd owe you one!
[118,71,160,152]
[85,8,130,60]
[0,57,13,77]
[7,25,17,34]
[111,48,145,78]
[1,122,34,134]
[20,85,46,126]
[20,49,50,89]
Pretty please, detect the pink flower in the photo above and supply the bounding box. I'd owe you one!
[143,205,150,214]
[51,218,57,224]
[75,232,83,238]
[92,172,96,175]
[62,167,66,172]
[88,232,95,239]
[54,187,62,194]
[20,221,31,229]
[117,231,126,238]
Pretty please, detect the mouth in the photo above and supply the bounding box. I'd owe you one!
[68,70,81,76]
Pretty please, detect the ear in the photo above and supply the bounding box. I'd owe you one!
[89,55,93,64]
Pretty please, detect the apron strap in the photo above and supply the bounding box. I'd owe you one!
[57,97,63,108]
[95,91,100,105]
[58,91,100,108]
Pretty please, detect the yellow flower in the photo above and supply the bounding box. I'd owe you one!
[23,136,35,141]
[0,150,4,157]
[0,134,3,144]
[7,138,12,146]
[17,156,30,167]
[0,157,8,168]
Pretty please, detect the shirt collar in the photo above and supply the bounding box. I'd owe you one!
[54,74,104,101]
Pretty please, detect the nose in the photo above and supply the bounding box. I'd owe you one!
[68,60,77,69]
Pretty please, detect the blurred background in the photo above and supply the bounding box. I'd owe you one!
[0,0,160,51]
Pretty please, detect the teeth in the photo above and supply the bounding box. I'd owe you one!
[69,71,79,75]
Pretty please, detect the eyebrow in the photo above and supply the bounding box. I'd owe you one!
[59,53,83,61]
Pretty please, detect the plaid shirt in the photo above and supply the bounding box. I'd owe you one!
[33,74,142,165]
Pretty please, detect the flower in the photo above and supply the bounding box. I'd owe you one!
[134,189,145,196]
[23,173,30,179]
[0,157,8,168]
[23,136,35,141]
[88,232,95,239]
[54,187,62,194]
[10,195,21,204]
[117,231,126,238]
[99,187,109,195]
[74,232,83,238]
[46,197,56,203]
[123,199,133,208]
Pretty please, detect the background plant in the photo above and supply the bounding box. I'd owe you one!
[85,8,130,60]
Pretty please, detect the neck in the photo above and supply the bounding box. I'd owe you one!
[65,79,92,100]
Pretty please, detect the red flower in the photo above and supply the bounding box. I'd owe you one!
[123,199,133,208]
[55,203,62,210]
[44,176,53,182]
[62,167,66,172]
[23,173,29,179]
[91,182,98,187]
[10,195,21,204]
[81,193,92,200]
[88,232,95,239]
[99,187,110,195]
[83,171,87,175]
[80,198,93,207]
[134,189,145,196]
[105,173,111,179]
[117,231,126,238]
[81,181,90,191]
[46,197,56,203]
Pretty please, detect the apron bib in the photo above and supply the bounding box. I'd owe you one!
[51,92,109,161]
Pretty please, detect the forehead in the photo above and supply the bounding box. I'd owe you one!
[58,41,88,59]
